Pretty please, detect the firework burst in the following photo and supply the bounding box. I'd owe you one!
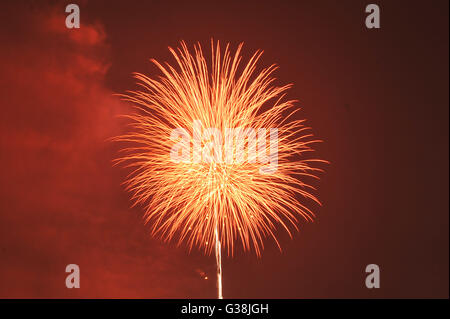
[114,41,326,296]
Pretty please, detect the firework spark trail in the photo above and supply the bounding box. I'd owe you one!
[114,40,326,298]
[215,223,223,299]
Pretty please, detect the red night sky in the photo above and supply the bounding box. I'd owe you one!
[0,0,448,298]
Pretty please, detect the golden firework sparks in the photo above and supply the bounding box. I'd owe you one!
[114,40,326,259]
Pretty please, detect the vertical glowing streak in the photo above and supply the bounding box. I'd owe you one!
[215,224,223,299]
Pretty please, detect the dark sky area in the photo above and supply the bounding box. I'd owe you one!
[0,0,448,298]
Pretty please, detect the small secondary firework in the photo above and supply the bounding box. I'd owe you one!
[114,41,326,298]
